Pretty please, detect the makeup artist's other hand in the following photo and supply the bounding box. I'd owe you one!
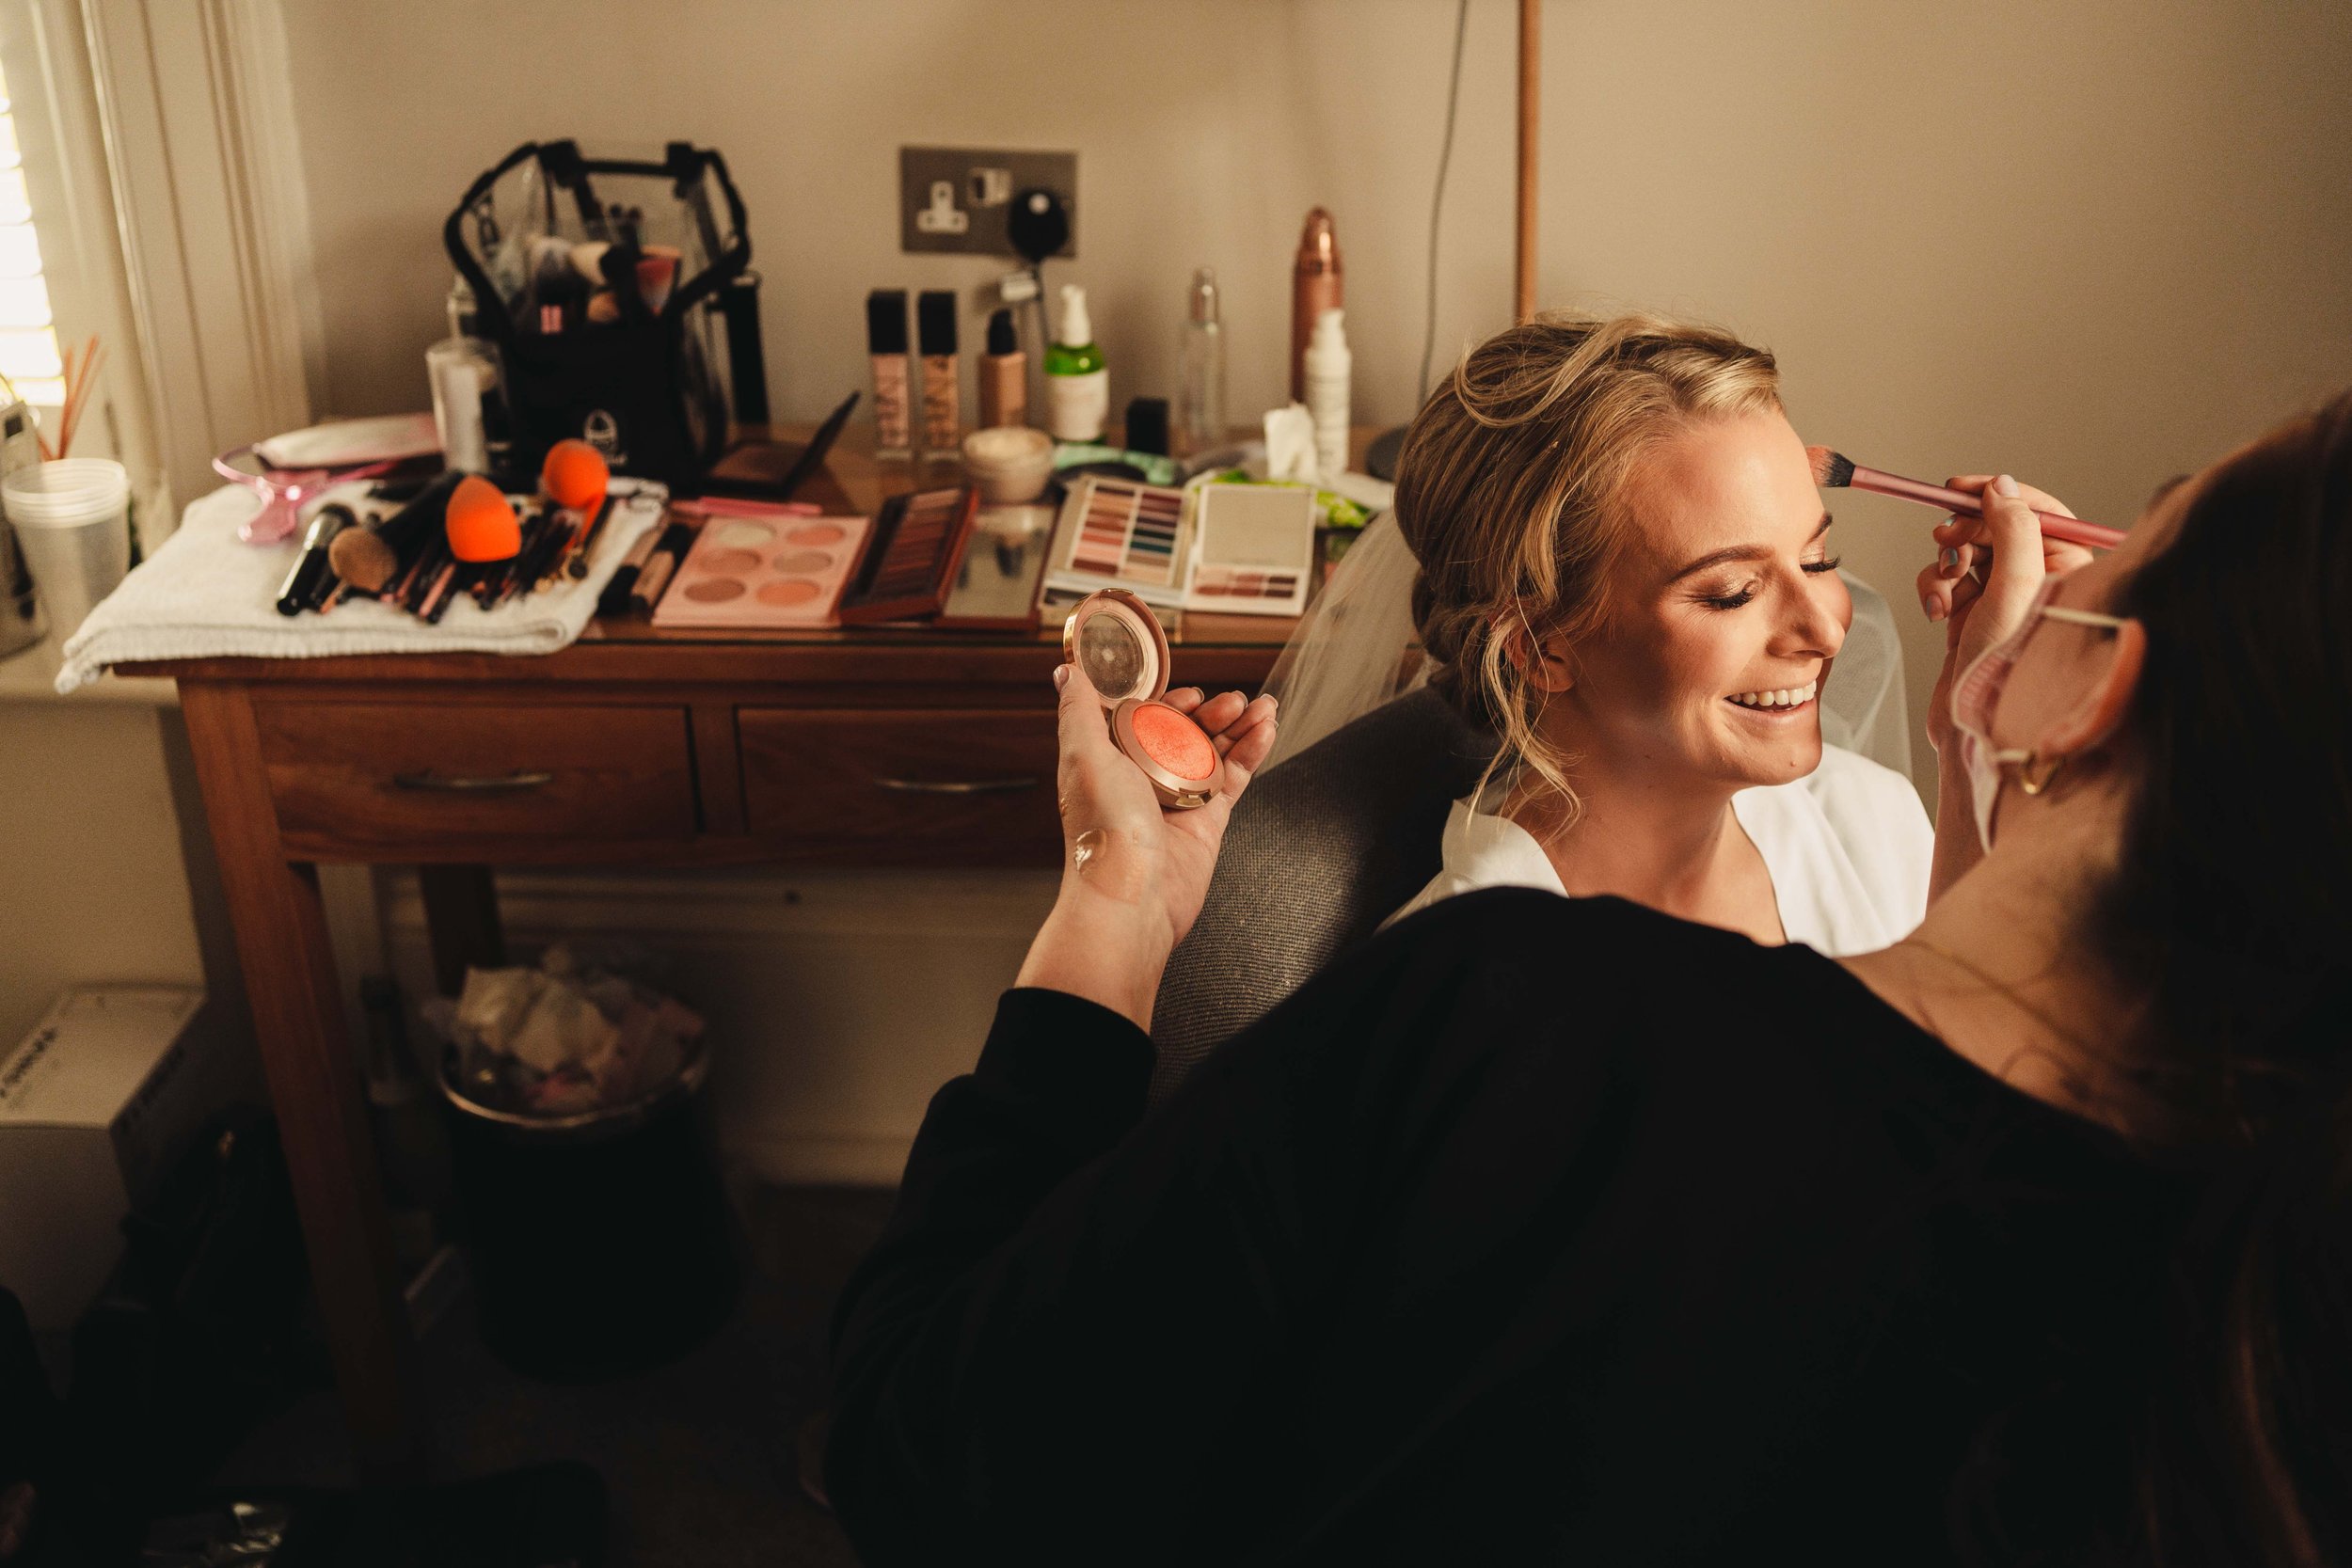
[1014,661,1279,1028]
[1916,474,2093,754]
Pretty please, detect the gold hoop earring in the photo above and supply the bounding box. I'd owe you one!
[2015,752,2068,796]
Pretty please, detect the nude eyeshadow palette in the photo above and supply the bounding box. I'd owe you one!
[835,484,981,625]
[1182,482,1317,616]
[650,509,876,628]
[1041,475,1195,611]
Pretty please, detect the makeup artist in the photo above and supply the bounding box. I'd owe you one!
[826,395,2352,1565]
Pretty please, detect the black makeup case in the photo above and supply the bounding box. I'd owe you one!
[444,139,766,492]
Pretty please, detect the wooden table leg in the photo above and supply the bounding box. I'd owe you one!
[178,683,427,1480]
[418,864,505,997]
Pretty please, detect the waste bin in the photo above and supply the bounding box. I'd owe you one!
[439,1042,739,1380]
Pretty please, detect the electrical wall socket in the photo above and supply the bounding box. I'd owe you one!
[898,147,1076,258]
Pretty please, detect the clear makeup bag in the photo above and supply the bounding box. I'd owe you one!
[442,139,762,489]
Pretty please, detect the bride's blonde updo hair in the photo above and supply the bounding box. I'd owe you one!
[1394,310,1784,815]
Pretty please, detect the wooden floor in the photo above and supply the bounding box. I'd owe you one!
[209,1184,895,1567]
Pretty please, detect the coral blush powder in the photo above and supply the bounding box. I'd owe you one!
[1129,703,1216,781]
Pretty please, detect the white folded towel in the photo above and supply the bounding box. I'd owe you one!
[56,479,667,692]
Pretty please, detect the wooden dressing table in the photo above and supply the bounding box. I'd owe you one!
[126,426,1298,1475]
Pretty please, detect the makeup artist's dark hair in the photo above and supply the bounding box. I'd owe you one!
[1393,311,1781,818]
[2062,389,2352,1566]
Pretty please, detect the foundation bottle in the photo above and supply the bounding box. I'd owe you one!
[978,308,1026,429]
[866,290,912,459]
[917,290,960,459]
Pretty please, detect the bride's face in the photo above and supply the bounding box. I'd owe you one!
[1550,407,1851,790]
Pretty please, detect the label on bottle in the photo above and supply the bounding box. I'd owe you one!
[872,355,912,455]
[1048,368,1109,443]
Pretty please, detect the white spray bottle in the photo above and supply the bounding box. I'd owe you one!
[1304,307,1352,481]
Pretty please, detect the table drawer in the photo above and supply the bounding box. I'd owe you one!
[255,702,699,857]
[739,707,1060,863]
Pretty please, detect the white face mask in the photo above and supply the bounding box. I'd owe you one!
[1947,577,2131,851]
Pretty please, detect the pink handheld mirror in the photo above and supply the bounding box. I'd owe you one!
[212,445,405,545]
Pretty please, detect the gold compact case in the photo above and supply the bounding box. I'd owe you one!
[1062,589,1225,811]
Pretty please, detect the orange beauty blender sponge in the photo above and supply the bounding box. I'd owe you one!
[542,438,609,515]
[444,475,521,562]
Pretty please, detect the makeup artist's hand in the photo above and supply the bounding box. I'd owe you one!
[1013,661,1279,1030]
[1916,473,2094,755]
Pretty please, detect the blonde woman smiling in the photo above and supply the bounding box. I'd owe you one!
[1368,313,1931,952]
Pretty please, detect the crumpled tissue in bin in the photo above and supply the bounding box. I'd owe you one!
[426,942,704,1117]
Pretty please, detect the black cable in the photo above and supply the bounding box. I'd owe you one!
[1028,262,1050,425]
[1418,0,1473,402]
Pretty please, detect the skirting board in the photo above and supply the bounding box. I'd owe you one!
[379,864,1059,1189]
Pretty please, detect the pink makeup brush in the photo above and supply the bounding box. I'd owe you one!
[1807,447,2127,551]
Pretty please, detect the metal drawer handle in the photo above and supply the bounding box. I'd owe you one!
[871,775,1040,797]
[392,768,556,793]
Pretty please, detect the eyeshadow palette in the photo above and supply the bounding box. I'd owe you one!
[1041,476,1195,611]
[835,485,981,624]
[650,510,875,628]
[1183,482,1317,617]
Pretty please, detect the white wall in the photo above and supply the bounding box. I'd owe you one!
[262,0,2352,1177]
[0,688,246,1055]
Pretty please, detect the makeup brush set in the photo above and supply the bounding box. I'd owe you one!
[272,440,618,624]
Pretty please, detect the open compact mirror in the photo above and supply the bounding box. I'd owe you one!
[1062,589,1225,810]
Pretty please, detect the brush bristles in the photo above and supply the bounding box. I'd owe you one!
[1805,445,1855,489]
[327,527,398,592]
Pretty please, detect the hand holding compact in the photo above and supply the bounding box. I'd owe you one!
[1051,657,1278,951]
[1016,643,1277,1030]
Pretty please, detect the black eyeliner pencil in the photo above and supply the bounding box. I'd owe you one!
[471,562,505,610]
[405,537,453,615]
[597,522,665,616]
[503,510,569,604]
[628,522,695,613]
[487,512,543,607]
[566,494,620,579]
[414,560,456,621]
[492,520,537,608]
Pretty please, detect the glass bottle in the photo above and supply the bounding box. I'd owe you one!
[1178,267,1227,458]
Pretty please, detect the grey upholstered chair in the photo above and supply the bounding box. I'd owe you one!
[1148,571,1912,1101]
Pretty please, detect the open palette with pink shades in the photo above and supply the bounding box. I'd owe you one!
[650,510,876,627]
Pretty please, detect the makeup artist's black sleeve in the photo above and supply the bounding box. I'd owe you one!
[822,893,1587,1566]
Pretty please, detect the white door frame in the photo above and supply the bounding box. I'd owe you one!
[75,0,320,527]
[0,0,166,535]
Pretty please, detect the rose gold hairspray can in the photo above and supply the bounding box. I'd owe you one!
[1290,209,1343,404]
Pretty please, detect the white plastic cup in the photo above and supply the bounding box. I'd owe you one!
[3,458,132,640]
